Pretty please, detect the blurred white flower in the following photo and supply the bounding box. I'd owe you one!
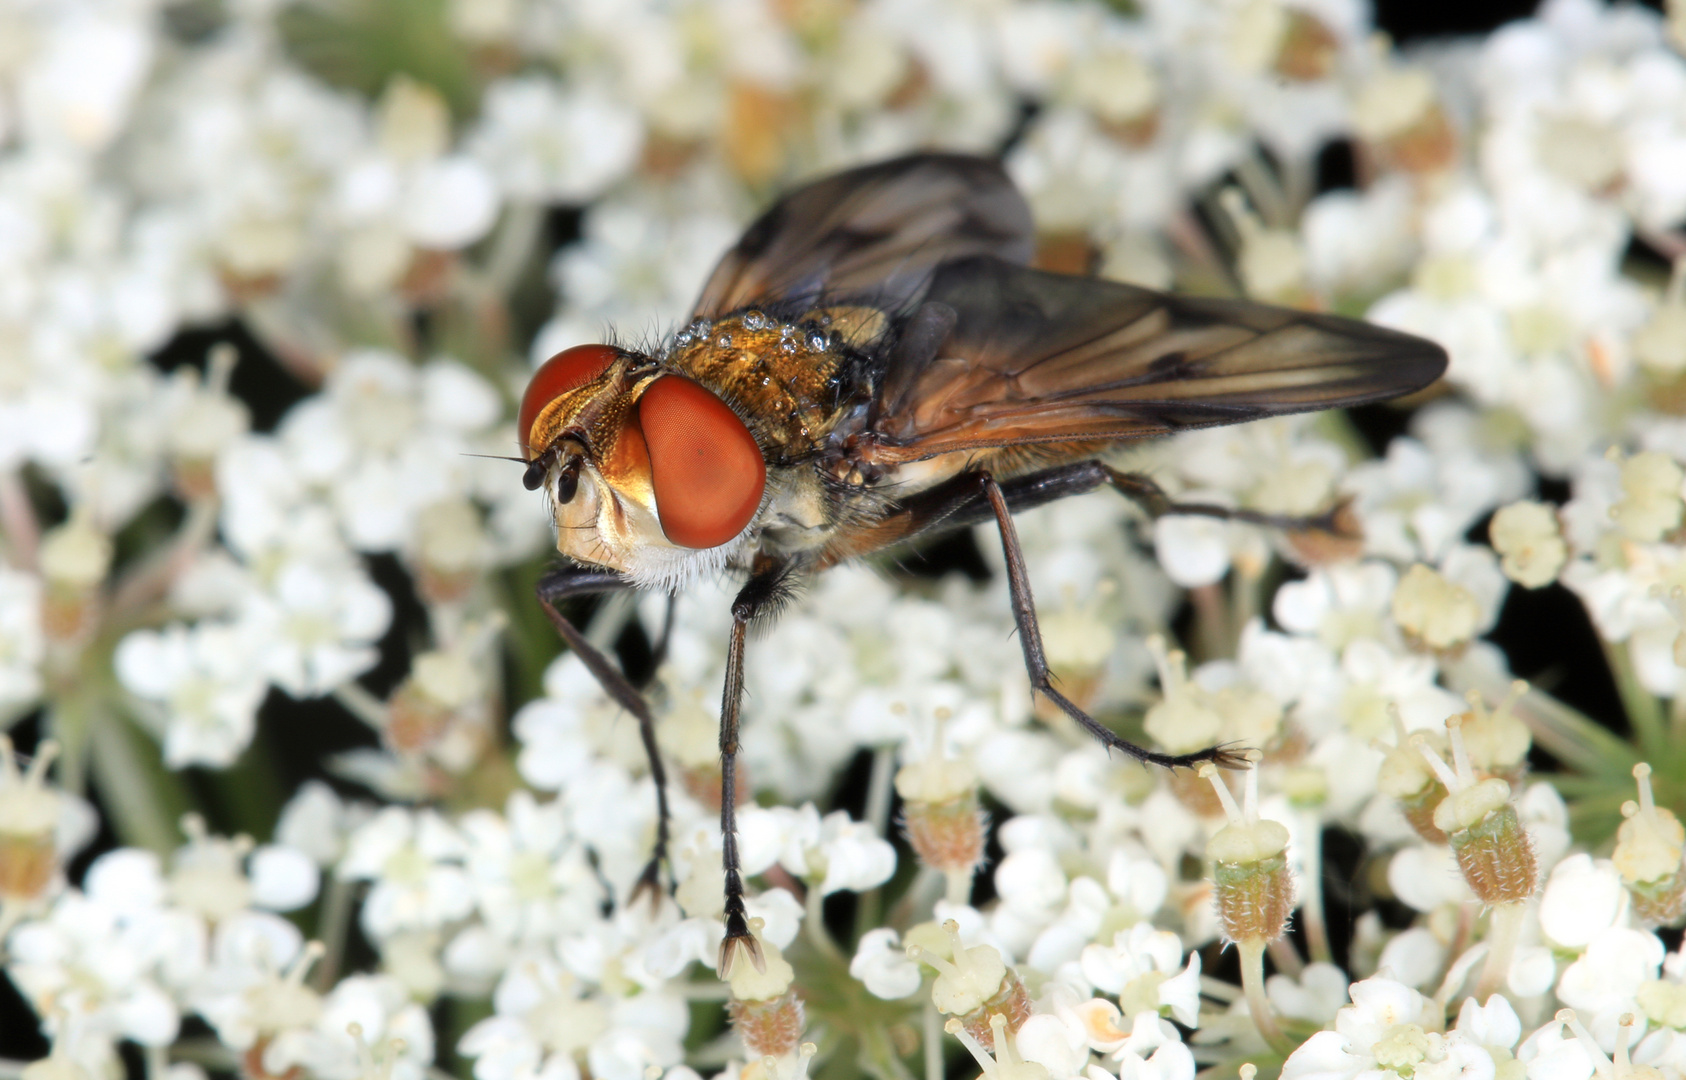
[458,790,605,944]
[115,621,268,768]
[264,973,433,1080]
[468,76,642,203]
[339,807,474,941]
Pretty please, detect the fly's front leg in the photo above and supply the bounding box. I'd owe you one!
[977,472,1252,771]
[716,556,794,976]
[536,567,674,904]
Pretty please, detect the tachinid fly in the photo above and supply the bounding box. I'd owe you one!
[517,153,1447,972]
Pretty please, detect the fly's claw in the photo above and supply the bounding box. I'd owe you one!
[1150,742,1257,771]
[629,856,669,912]
[719,908,766,977]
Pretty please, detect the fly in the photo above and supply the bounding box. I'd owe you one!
[517,153,1448,972]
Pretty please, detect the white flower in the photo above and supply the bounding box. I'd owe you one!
[458,791,605,944]
[189,911,320,1052]
[1556,927,1665,1047]
[20,8,155,151]
[737,804,895,896]
[264,974,433,1080]
[850,928,923,1000]
[339,807,474,941]
[240,551,391,698]
[459,955,686,1080]
[280,351,503,552]
[275,781,372,868]
[114,621,268,769]
[1078,923,1200,1026]
[467,76,642,203]
[1268,963,1352,1026]
[6,864,199,1056]
[1537,854,1626,949]
[1281,975,1441,1080]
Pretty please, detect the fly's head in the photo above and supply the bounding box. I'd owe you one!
[519,345,769,588]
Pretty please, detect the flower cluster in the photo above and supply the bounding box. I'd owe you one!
[4,1,1686,1080]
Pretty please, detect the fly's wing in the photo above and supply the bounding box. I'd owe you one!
[692,154,1035,319]
[860,256,1448,464]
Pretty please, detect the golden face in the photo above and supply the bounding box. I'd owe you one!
[518,345,769,588]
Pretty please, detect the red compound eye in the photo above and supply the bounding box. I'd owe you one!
[638,375,766,549]
[519,345,618,457]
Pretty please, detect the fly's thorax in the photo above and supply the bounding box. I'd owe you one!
[664,307,880,459]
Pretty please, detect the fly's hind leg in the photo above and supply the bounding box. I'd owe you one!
[976,472,1253,771]
[1102,465,1356,540]
[536,567,674,905]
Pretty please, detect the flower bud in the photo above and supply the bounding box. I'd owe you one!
[1203,764,1293,944]
[1143,636,1223,757]
[383,616,502,769]
[727,920,805,1059]
[730,989,807,1060]
[1377,711,1449,843]
[1420,717,1536,905]
[169,813,255,922]
[1352,67,1456,175]
[38,510,112,644]
[1221,188,1310,307]
[0,738,64,905]
[1615,763,1686,926]
[1392,563,1480,653]
[411,501,486,605]
[896,718,986,904]
[957,969,1031,1051]
[1610,449,1685,543]
[1034,584,1116,720]
[166,345,250,501]
[908,920,1006,1013]
[1635,259,1686,379]
[1458,682,1532,785]
[1489,501,1568,589]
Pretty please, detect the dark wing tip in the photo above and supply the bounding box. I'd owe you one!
[1307,311,1449,400]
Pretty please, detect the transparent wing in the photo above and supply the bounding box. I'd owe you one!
[692,154,1035,319]
[860,257,1448,464]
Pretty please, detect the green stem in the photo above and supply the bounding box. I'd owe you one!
[1268,936,1304,980]
[1475,902,1527,1001]
[1296,810,1332,965]
[805,883,846,965]
[861,1023,917,1080]
[1606,638,1667,758]
[1507,684,1635,777]
[855,745,897,940]
[924,1000,943,1080]
[333,682,388,731]
[1239,938,1294,1057]
[484,200,545,295]
[313,873,357,992]
[87,708,186,854]
[162,1039,241,1070]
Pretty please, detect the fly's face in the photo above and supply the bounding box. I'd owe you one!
[519,345,768,587]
